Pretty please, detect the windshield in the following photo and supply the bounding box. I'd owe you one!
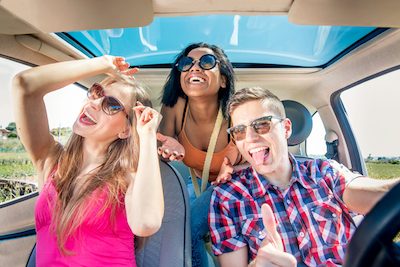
[61,15,377,68]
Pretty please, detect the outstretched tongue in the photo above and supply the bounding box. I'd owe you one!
[252,150,265,165]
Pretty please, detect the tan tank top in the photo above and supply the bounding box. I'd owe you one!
[177,103,238,181]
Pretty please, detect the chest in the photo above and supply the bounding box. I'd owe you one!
[183,117,230,152]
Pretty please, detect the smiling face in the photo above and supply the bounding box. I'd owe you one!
[231,99,292,180]
[73,81,134,144]
[179,47,226,99]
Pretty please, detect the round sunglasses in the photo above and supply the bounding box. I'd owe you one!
[87,83,130,119]
[175,54,220,72]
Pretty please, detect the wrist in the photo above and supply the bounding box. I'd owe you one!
[96,55,116,73]
[138,131,157,144]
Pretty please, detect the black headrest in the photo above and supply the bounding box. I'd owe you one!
[282,100,313,146]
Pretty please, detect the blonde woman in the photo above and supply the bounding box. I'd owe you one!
[13,56,164,266]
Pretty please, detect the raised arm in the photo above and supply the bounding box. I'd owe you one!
[125,105,164,236]
[12,56,131,183]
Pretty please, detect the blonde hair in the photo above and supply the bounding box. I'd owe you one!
[52,77,150,254]
[227,87,286,118]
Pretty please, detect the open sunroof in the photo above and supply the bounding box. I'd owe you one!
[59,15,379,68]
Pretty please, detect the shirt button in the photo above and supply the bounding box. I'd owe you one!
[332,213,337,218]
[286,199,291,205]
[299,232,305,237]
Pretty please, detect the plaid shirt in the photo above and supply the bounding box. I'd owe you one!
[209,155,357,266]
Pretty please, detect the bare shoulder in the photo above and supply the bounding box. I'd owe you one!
[160,96,187,134]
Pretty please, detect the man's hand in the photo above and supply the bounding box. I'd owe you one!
[253,204,297,267]
[157,132,185,161]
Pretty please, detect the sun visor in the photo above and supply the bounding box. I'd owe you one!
[289,0,400,28]
[0,0,153,34]
[153,0,292,15]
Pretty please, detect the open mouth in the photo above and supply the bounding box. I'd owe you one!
[79,112,97,125]
[249,147,270,165]
[189,76,206,84]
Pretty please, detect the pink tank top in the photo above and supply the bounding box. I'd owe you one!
[35,171,135,267]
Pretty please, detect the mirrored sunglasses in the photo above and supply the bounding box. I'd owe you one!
[87,83,130,119]
[175,54,220,72]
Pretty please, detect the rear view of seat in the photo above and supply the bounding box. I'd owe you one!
[282,100,313,161]
[135,160,192,267]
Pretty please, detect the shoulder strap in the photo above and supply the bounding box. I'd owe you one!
[190,107,224,197]
[181,99,189,129]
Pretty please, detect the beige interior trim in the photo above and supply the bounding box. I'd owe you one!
[289,0,400,27]
[0,235,35,267]
[154,0,292,15]
[16,35,75,62]
[0,0,153,34]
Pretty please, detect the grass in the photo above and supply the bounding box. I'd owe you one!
[366,162,400,179]
[0,152,36,179]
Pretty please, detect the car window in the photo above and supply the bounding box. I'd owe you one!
[0,57,86,203]
[306,112,327,158]
[340,69,400,179]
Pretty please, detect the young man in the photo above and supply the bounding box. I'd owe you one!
[209,87,399,267]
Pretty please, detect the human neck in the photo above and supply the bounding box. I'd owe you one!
[188,97,219,124]
[81,140,108,168]
[261,157,293,189]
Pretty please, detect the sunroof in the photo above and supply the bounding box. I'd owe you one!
[61,15,377,68]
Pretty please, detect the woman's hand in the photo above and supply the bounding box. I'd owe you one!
[253,204,297,267]
[102,55,139,79]
[156,132,185,161]
[133,103,162,136]
[212,157,234,185]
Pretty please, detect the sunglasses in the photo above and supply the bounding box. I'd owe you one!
[175,54,220,72]
[227,116,284,141]
[87,83,130,119]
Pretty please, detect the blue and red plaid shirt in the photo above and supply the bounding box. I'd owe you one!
[209,155,357,266]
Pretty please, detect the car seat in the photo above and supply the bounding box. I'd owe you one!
[135,160,191,267]
[282,100,313,160]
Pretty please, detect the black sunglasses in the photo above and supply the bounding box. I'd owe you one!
[87,83,130,119]
[175,54,220,72]
[227,116,284,141]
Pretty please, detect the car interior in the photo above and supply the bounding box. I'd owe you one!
[1,1,400,266]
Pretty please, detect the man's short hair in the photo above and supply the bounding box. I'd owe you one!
[227,87,286,118]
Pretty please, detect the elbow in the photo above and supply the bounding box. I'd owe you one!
[13,72,29,95]
[129,219,163,237]
[13,71,37,96]
[128,214,164,237]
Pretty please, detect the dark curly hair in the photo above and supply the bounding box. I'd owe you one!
[161,43,235,117]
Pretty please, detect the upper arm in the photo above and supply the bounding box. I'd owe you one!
[218,246,249,267]
[13,73,58,171]
[159,104,177,137]
[158,97,186,137]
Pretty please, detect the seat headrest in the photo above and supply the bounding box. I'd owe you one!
[282,100,313,146]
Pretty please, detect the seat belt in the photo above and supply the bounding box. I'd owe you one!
[325,130,339,161]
